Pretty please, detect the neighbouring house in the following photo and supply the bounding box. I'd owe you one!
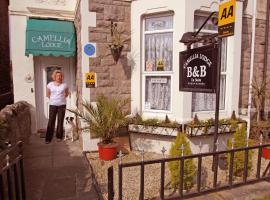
[8,0,270,152]
[0,0,13,110]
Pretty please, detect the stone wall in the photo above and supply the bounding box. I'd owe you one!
[239,0,270,115]
[0,101,31,147]
[89,0,131,103]
[74,3,83,111]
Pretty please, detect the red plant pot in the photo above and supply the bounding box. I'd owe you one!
[98,142,118,161]
[262,147,270,160]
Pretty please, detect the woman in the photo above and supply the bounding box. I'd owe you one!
[45,70,69,144]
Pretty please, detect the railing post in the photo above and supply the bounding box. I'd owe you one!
[108,166,114,200]
[257,145,262,179]
[160,147,166,200]
[118,164,123,200]
[139,150,145,200]
[118,151,123,200]
[229,150,234,187]
[13,163,20,200]
[179,157,184,198]
[17,142,26,200]
[197,156,202,192]
[0,174,4,200]
[243,140,249,183]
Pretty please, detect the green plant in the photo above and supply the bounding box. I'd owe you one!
[129,113,180,128]
[68,95,129,144]
[109,24,129,50]
[227,124,254,177]
[168,133,196,190]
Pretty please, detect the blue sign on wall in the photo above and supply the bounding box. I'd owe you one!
[84,43,96,57]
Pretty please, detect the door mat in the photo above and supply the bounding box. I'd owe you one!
[38,129,46,138]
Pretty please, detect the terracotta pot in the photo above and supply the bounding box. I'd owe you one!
[262,147,270,160]
[98,142,118,161]
[110,45,123,63]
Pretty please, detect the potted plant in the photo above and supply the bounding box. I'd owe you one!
[68,95,129,161]
[108,22,129,63]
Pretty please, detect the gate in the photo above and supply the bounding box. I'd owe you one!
[0,141,26,200]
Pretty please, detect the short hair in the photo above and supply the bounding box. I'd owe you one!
[51,70,64,81]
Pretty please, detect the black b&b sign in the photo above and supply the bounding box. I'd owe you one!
[179,44,218,93]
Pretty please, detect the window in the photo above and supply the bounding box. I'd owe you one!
[143,15,173,111]
[192,12,227,112]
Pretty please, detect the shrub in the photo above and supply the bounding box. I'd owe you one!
[227,124,254,177]
[168,133,196,190]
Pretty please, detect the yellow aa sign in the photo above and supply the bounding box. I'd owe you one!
[85,72,96,88]
[218,0,236,38]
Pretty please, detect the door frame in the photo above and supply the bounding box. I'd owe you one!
[34,56,76,132]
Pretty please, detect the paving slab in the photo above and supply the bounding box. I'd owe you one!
[23,133,99,200]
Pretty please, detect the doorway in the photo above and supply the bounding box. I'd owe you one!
[34,56,75,132]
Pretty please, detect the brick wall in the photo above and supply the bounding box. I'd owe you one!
[0,0,13,109]
[89,0,131,103]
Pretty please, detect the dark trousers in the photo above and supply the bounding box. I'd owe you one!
[45,105,66,142]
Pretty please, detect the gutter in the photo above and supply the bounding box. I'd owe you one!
[247,0,257,137]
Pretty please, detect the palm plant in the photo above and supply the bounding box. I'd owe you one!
[68,96,129,144]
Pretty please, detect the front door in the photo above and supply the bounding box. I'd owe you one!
[34,56,75,131]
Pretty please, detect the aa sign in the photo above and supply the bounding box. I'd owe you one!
[218,0,236,38]
[85,72,96,88]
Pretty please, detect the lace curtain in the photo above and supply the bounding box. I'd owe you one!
[145,77,171,110]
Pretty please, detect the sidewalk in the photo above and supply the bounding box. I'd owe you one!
[23,134,99,200]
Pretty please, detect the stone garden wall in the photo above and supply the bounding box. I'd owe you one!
[0,101,31,146]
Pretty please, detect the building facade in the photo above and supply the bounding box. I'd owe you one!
[0,0,13,110]
[8,0,270,138]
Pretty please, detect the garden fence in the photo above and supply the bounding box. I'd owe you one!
[108,143,270,200]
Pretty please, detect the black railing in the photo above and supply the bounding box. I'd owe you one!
[0,141,26,200]
[108,143,270,200]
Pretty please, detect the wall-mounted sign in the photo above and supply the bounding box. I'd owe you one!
[218,0,236,38]
[85,72,96,88]
[84,43,96,57]
[151,77,167,84]
[179,44,218,93]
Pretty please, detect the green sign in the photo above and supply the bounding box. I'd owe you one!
[25,19,76,57]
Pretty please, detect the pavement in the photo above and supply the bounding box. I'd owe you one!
[23,133,99,200]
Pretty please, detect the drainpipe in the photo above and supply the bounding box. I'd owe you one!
[262,0,270,119]
[247,0,257,138]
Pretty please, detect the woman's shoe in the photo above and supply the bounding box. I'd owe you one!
[45,141,50,144]
[56,138,62,142]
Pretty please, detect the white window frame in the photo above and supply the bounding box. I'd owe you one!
[142,14,174,113]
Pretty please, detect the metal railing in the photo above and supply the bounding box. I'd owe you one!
[108,143,270,200]
[0,141,26,200]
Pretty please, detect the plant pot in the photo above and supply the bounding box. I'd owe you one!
[110,45,123,63]
[98,142,118,161]
[262,147,270,160]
